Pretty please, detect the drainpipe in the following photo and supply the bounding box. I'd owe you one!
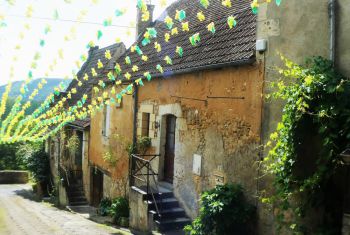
[130,84,138,187]
[132,84,138,148]
[328,0,336,65]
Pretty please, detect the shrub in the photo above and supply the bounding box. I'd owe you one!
[25,148,50,183]
[0,143,22,170]
[184,184,256,235]
[99,197,112,216]
[109,196,129,225]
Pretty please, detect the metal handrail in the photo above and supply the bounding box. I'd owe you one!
[131,154,162,217]
[58,164,70,187]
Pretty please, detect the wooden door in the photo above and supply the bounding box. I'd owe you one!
[91,169,103,207]
[164,115,176,183]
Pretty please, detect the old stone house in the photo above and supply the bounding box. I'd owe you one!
[46,43,125,207]
[89,0,263,232]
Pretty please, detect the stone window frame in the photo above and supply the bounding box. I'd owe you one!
[137,104,155,139]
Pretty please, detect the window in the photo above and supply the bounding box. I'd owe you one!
[141,113,150,137]
[102,104,111,137]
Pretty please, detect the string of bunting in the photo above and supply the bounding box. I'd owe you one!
[0,0,282,143]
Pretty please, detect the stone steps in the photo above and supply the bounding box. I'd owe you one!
[66,177,88,207]
[133,186,191,233]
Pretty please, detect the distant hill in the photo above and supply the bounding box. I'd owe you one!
[0,78,71,102]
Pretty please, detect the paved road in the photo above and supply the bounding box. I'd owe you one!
[0,184,129,235]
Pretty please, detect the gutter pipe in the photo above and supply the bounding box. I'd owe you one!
[329,0,336,65]
[130,83,138,187]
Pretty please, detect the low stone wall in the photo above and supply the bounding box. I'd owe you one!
[129,187,151,232]
[0,170,29,184]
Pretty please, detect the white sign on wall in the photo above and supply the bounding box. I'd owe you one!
[192,154,202,176]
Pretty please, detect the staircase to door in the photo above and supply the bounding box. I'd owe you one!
[131,154,191,233]
[66,171,88,206]
[59,167,88,207]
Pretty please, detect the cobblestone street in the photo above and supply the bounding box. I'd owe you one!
[0,184,130,235]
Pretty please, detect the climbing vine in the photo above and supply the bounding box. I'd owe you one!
[66,132,79,156]
[263,56,350,233]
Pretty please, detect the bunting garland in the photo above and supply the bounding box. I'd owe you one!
[0,0,280,143]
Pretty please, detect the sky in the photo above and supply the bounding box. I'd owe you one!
[0,0,176,86]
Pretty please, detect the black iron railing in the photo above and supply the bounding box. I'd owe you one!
[58,164,70,187]
[58,166,83,187]
[131,154,162,215]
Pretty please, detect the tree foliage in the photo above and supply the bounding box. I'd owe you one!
[25,147,50,183]
[0,143,23,170]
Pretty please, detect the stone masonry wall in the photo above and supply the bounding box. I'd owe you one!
[137,64,264,219]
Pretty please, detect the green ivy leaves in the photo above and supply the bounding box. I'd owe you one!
[263,56,350,232]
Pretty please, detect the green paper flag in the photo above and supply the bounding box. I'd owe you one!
[115,9,123,16]
[276,0,282,6]
[142,38,151,46]
[200,0,209,8]
[227,16,237,29]
[207,22,215,34]
[108,72,115,81]
[97,30,103,40]
[139,79,144,86]
[125,56,131,65]
[176,46,183,57]
[44,25,51,34]
[147,28,157,38]
[189,33,200,46]
[135,46,143,55]
[164,55,172,65]
[156,64,164,73]
[178,10,186,22]
[144,72,152,81]
[103,19,112,26]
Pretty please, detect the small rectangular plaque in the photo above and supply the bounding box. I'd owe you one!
[193,154,201,176]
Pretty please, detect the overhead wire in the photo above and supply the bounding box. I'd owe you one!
[6,14,135,28]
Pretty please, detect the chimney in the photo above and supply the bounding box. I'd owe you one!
[136,3,155,39]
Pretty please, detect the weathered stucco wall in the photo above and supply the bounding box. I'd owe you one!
[258,0,329,146]
[89,86,133,198]
[257,0,350,233]
[137,64,264,219]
